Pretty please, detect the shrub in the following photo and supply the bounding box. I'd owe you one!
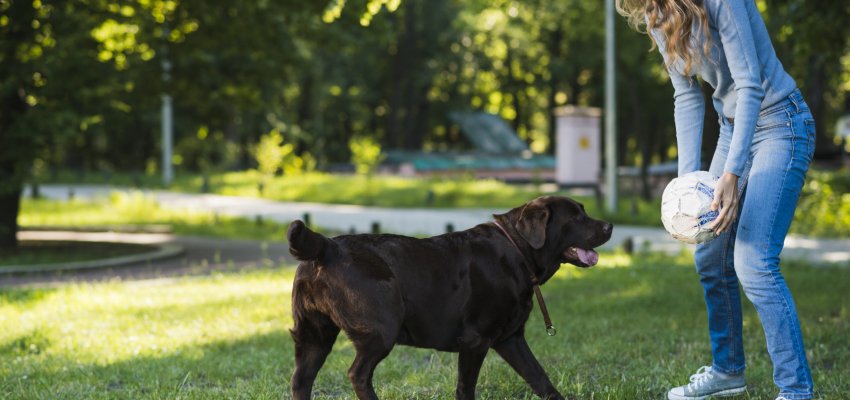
[793,169,850,237]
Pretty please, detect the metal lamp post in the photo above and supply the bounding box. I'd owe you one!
[605,0,618,213]
[161,26,174,187]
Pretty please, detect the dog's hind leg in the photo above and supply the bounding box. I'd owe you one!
[455,347,489,400]
[493,334,564,400]
[347,333,395,400]
[290,313,340,400]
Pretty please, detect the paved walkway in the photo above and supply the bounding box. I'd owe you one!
[27,184,850,265]
[1,230,293,287]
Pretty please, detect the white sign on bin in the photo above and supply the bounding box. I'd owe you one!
[553,106,602,185]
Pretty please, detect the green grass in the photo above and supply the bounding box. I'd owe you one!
[0,241,154,267]
[177,171,663,227]
[20,192,291,242]
[1,253,847,399]
[37,170,663,227]
[37,167,850,236]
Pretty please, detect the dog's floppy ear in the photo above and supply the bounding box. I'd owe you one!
[515,201,550,249]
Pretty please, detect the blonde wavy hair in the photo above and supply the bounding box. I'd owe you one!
[617,0,712,75]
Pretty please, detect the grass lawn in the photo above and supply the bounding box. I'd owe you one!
[37,168,850,238]
[38,170,664,227]
[19,185,660,242]
[0,241,155,267]
[181,171,664,227]
[1,253,847,399]
[20,193,291,242]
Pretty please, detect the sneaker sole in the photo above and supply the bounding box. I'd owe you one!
[667,386,747,400]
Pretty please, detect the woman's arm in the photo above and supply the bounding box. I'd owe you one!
[669,71,705,176]
[653,25,706,177]
[709,0,766,233]
[713,0,765,177]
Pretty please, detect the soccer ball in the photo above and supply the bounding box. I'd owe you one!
[661,171,720,244]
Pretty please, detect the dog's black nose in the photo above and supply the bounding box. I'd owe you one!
[602,223,613,236]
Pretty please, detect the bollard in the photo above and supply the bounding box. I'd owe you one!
[371,222,381,234]
[302,213,312,229]
[349,226,356,234]
[445,223,455,233]
[201,175,211,193]
[622,236,634,255]
[426,190,435,206]
[255,215,264,226]
[68,188,75,201]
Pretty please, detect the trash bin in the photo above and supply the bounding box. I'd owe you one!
[553,106,602,186]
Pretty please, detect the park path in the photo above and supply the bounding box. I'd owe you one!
[8,185,850,285]
[1,230,293,287]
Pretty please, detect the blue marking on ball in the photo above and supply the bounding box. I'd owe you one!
[696,181,714,198]
[697,210,719,227]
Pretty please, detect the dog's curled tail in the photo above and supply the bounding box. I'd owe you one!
[287,220,334,262]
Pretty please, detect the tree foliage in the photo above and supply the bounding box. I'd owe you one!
[1,0,848,248]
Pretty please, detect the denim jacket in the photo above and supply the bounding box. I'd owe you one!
[653,0,797,177]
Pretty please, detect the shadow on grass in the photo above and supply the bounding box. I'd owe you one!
[0,287,55,305]
[1,257,848,399]
[1,330,297,399]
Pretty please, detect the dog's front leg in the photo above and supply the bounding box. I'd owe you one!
[456,347,489,400]
[493,334,564,400]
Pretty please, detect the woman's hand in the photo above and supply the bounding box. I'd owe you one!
[711,172,740,234]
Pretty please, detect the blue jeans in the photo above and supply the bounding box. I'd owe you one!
[695,89,815,399]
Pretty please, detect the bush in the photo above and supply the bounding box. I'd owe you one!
[793,169,850,237]
[348,136,385,176]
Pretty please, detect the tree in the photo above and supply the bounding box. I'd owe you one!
[1,0,58,248]
[763,0,850,156]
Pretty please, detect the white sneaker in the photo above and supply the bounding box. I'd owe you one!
[667,366,747,400]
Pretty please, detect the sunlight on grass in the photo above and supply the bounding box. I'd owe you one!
[1,270,297,398]
[20,193,288,241]
[1,272,294,366]
[173,170,660,218]
[1,256,847,398]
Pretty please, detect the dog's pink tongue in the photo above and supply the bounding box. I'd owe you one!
[576,248,599,266]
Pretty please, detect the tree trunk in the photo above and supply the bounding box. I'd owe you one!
[387,0,417,149]
[0,185,22,249]
[804,54,835,158]
[546,26,564,154]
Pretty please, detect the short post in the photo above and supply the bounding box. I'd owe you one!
[445,223,454,233]
[68,188,75,201]
[302,213,312,228]
[201,174,210,193]
[622,236,634,255]
[255,215,264,226]
[371,222,381,234]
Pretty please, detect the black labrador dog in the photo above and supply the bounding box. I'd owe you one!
[288,196,613,399]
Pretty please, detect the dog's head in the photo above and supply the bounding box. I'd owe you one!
[500,196,613,268]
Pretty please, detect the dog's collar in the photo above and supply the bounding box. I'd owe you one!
[492,221,525,261]
[492,221,557,336]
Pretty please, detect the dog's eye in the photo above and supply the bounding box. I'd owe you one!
[574,203,585,215]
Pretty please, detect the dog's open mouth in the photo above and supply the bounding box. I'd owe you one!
[563,247,599,267]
